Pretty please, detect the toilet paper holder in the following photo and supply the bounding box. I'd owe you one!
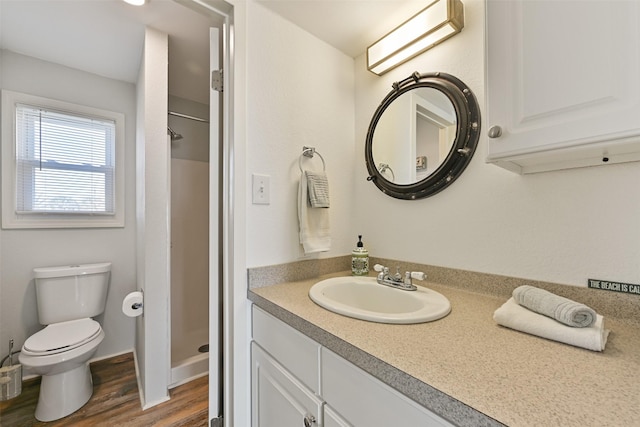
[122,291,144,317]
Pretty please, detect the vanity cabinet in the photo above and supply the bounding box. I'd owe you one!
[485,0,640,174]
[252,306,321,427]
[251,306,454,427]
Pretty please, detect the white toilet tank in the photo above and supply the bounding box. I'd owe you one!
[34,262,111,325]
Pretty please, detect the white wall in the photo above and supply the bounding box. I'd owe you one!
[0,50,137,362]
[240,0,640,305]
[354,0,640,287]
[235,0,640,423]
[232,1,357,424]
[245,2,356,268]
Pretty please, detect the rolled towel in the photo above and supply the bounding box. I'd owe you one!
[493,298,609,352]
[513,285,596,327]
[306,171,330,208]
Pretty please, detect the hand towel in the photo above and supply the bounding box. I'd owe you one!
[493,298,609,351]
[306,171,330,208]
[298,172,330,254]
[513,285,596,327]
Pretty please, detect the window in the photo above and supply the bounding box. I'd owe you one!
[16,104,116,214]
[2,91,125,228]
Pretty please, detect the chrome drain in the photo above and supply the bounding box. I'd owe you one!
[198,344,209,353]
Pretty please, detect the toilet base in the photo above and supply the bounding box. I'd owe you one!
[35,362,94,422]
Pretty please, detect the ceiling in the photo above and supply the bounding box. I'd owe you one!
[0,0,219,104]
[257,0,428,58]
[0,0,426,104]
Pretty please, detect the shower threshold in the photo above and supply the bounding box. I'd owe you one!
[170,351,209,389]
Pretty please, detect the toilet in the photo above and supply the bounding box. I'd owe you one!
[19,262,111,422]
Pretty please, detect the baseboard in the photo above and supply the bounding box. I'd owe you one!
[142,395,171,410]
[91,349,135,364]
[131,348,172,410]
[132,349,146,410]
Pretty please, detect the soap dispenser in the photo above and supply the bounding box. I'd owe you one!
[351,235,369,276]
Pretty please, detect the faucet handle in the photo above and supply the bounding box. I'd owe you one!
[373,264,386,272]
[410,271,427,281]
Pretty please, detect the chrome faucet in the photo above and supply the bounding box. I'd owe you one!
[373,264,426,291]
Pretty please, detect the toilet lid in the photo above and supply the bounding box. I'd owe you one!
[24,318,101,355]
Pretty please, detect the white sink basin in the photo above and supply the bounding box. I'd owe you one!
[309,276,451,324]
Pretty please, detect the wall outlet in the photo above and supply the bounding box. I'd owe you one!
[252,174,270,205]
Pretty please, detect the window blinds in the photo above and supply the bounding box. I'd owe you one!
[15,104,116,215]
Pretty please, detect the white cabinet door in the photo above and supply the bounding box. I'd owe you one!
[485,0,640,174]
[251,342,322,427]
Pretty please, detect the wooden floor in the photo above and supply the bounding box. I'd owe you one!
[0,353,208,427]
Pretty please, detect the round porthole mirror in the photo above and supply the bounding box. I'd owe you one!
[365,72,481,199]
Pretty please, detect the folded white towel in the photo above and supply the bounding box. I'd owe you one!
[513,285,596,327]
[306,171,330,208]
[493,298,609,352]
[298,173,330,254]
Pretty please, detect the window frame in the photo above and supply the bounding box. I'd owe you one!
[1,90,125,229]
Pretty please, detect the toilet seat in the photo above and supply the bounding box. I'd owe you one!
[23,319,102,356]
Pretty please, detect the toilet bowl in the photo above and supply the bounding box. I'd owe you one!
[20,320,105,421]
[18,263,111,422]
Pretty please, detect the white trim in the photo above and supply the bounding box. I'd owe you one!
[172,2,236,425]
[133,349,146,409]
[1,90,125,229]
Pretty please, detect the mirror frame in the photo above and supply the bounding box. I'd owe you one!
[365,72,481,199]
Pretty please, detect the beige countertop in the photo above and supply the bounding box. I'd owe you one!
[248,271,640,427]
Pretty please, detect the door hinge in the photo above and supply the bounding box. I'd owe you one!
[212,69,223,92]
[211,416,223,427]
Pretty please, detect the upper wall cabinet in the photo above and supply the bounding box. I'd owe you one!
[485,0,640,174]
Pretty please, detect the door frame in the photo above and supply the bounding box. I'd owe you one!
[176,1,235,425]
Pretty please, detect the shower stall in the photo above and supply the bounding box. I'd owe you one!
[168,95,211,387]
[134,2,227,420]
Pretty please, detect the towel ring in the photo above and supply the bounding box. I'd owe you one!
[378,163,395,181]
[299,146,326,173]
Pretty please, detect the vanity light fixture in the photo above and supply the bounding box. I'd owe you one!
[367,0,464,75]
[123,0,146,5]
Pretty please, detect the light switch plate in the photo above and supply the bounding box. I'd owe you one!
[252,173,270,205]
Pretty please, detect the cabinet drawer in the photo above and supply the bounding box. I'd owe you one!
[252,306,320,392]
[321,348,454,427]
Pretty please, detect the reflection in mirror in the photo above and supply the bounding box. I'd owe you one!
[365,72,481,200]
[372,88,456,185]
